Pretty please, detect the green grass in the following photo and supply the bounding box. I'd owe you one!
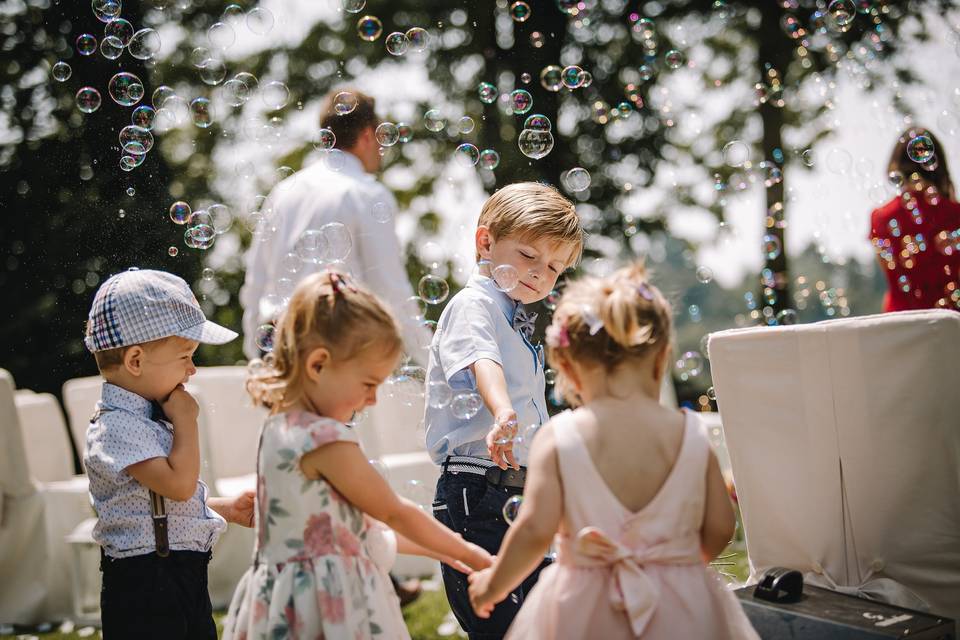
[0,548,750,640]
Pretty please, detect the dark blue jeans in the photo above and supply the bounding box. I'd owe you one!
[100,550,216,640]
[433,465,552,639]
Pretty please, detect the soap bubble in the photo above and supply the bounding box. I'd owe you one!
[695,266,714,284]
[404,295,428,320]
[478,82,498,104]
[664,49,686,69]
[169,202,191,225]
[544,289,560,310]
[907,134,935,164]
[520,72,532,84]
[675,351,704,380]
[246,7,275,35]
[202,268,215,281]
[322,222,352,261]
[76,87,102,113]
[105,18,134,46]
[418,275,450,304]
[357,15,382,41]
[128,28,161,60]
[199,58,227,85]
[118,125,153,155]
[426,381,453,409]
[341,0,365,13]
[540,65,562,91]
[295,229,329,264]
[479,149,500,170]
[371,201,392,223]
[450,390,482,420]
[152,85,176,109]
[316,128,336,150]
[222,78,250,107]
[492,264,520,292]
[190,97,214,128]
[510,1,531,21]
[406,27,430,52]
[385,32,409,56]
[397,123,413,143]
[209,203,233,234]
[510,89,533,114]
[523,114,551,131]
[455,143,480,167]
[530,31,545,48]
[375,122,400,146]
[261,81,290,110]
[578,70,593,88]
[827,0,856,26]
[722,140,750,167]
[51,61,72,82]
[424,109,446,132]
[168,246,179,257]
[76,34,97,55]
[333,91,358,115]
[562,167,591,192]
[100,35,124,60]
[458,116,475,134]
[207,21,236,49]
[92,0,121,23]
[255,324,275,352]
[131,105,156,130]
[518,129,554,159]
[502,495,523,524]
[561,65,583,89]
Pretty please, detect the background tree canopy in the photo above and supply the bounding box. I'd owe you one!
[1,0,954,405]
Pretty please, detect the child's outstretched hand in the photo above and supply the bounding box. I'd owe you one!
[467,567,502,618]
[486,408,520,470]
[208,491,256,527]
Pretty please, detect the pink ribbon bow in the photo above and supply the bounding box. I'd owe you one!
[574,527,660,636]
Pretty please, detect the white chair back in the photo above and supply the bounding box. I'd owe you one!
[0,369,33,497]
[14,392,75,482]
[709,309,960,620]
[189,367,265,480]
[62,375,104,462]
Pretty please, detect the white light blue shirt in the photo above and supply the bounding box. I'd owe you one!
[240,152,431,363]
[84,383,226,558]
[424,271,547,467]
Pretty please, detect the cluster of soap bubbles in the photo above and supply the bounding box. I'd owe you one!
[293,222,354,265]
[166,200,234,252]
[517,114,555,160]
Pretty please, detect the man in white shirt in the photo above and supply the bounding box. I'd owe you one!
[241,89,430,363]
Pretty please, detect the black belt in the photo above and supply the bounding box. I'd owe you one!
[444,455,527,489]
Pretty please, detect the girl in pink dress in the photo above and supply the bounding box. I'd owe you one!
[468,262,758,639]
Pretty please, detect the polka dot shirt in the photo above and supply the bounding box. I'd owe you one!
[84,382,226,559]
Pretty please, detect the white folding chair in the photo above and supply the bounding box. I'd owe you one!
[709,309,960,621]
[62,375,104,466]
[14,392,76,483]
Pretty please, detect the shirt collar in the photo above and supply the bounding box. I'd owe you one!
[101,382,155,420]
[465,269,520,323]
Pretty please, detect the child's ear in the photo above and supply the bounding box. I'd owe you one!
[475,225,493,259]
[305,347,331,382]
[123,346,144,377]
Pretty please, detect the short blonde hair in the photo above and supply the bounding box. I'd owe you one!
[477,182,585,266]
[546,261,672,405]
[247,271,403,411]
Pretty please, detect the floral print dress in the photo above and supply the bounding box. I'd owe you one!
[222,411,409,640]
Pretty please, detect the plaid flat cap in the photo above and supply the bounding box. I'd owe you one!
[85,268,237,352]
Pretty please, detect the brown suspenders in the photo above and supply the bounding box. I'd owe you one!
[93,407,171,557]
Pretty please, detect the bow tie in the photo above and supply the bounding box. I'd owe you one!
[151,402,168,423]
[513,305,538,340]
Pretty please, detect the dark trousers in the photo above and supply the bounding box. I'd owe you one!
[433,465,552,640]
[100,550,216,640]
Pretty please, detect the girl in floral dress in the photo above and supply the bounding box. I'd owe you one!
[223,272,491,640]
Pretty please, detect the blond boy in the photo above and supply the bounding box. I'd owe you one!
[425,183,584,638]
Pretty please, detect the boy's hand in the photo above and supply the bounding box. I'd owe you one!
[208,491,256,527]
[162,385,200,427]
[486,408,520,471]
[467,567,502,618]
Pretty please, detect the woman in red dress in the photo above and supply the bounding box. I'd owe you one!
[869,127,960,312]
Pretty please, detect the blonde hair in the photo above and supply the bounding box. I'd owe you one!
[546,261,671,404]
[247,271,403,411]
[477,182,585,265]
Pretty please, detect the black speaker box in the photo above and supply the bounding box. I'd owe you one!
[735,584,956,639]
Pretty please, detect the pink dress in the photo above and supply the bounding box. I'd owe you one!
[506,410,759,639]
